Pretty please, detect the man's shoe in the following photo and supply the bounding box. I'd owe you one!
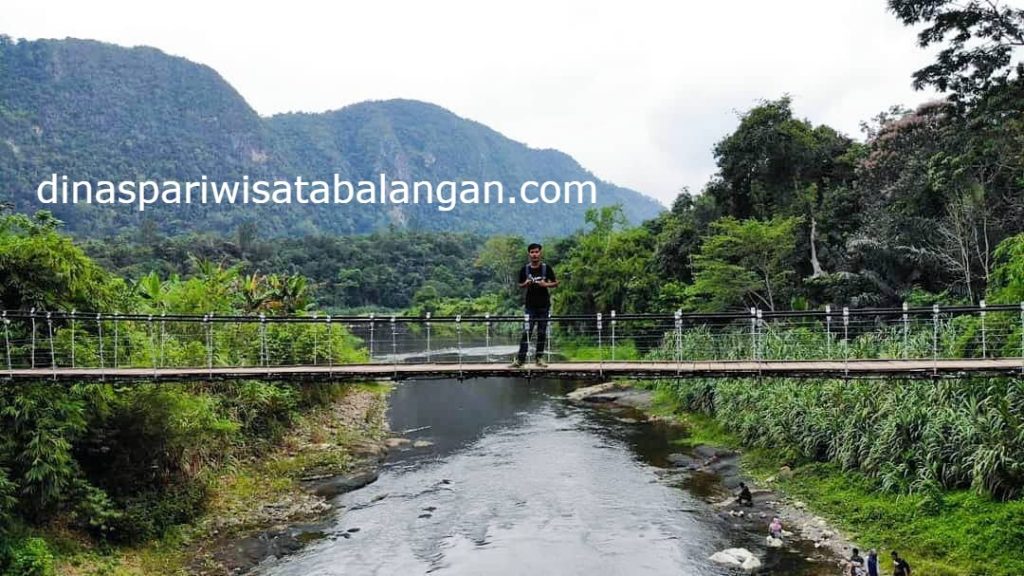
[534,358,547,368]
[509,359,524,368]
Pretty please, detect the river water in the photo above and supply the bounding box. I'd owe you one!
[257,377,835,575]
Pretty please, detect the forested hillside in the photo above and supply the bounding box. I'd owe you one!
[0,37,663,238]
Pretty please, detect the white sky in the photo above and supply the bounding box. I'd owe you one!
[5,0,947,206]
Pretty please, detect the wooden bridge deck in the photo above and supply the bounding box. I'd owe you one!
[3,358,1023,381]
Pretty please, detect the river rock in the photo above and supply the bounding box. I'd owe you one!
[766,536,784,548]
[412,440,434,448]
[302,470,379,500]
[566,382,619,401]
[693,445,720,459]
[384,437,411,448]
[709,548,761,571]
[666,453,699,468]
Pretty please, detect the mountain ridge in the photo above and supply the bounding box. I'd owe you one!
[0,36,664,237]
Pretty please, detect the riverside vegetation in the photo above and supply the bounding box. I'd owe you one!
[0,211,385,575]
[639,318,1024,575]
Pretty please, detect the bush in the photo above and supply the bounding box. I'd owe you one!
[5,537,55,576]
[100,482,208,544]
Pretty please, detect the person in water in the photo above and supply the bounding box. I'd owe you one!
[866,549,879,576]
[737,482,753,506]
[768,517,783,539]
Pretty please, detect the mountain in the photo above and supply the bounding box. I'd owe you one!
[0,37,663,237]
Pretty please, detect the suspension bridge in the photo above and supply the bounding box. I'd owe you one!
[1,304,1023,382]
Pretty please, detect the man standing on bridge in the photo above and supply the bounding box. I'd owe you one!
[512,243,558,368]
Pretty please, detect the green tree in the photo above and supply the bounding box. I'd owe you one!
[987,232,1024,303]
[475,235,525,299]
[686,216,803,311]
[555,206,658,315]
[889,0,1024,105]
[0,211,114,311]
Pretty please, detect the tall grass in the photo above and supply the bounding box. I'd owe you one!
[650,318,1024,500]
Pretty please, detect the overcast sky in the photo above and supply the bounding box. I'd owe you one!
[6,0,948,206]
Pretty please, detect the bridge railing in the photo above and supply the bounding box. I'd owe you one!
[1,304,1023,375]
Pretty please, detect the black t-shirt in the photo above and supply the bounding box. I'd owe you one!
[518,263,556,309]
[893,559,911,576]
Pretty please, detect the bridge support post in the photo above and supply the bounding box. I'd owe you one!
[825,305,832,359]
[259,314,267,367]
[674,310,682,376]
[96,314,104,371]
[3,312,10,376]
[47,312,56,379]
[610,310,616,362]
[596,313,603,376]
[312,313,319,366]
[756,309,763,364]
[390,316,397,376]
[368,314,375,360]
[113,313,119,369]
[425,312,431,363]
[546,309,553,364]
[30,308,36,369]
[70,310,76,369]
[979,300,987,358]
[159,313,166,368]
[456,315,463,377]
[932,304,940,377]
[204,314,213,376]
[902,302,909,359]
[524,312,530,359]
[485,313,491,363]
[148,315,156,373]
[842,307,849,378]
[327,316,333,372]
[749,308,757,362]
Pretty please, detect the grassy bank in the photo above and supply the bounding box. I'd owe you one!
[645,386,1024,576]
[9,382,389,576]
[556,337,641,361]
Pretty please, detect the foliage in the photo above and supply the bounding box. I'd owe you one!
[988,232,1024,303]
[554,206,659,315]
[686,216,802,311]
[0,211,115,311]
[652,317,1024,500]
[0,212,370,554]
[86,229,498,312]
[888,0,1024,105]
[3,537,55,576]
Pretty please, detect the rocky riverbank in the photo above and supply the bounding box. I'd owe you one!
[50,384,395,576]
[569,382,859,574]
[181,383,393,575]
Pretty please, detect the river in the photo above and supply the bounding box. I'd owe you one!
[256,376,836,575]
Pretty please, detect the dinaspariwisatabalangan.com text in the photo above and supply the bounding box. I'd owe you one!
[35,174,598,212]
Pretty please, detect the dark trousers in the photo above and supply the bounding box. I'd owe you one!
[517,308,549,362]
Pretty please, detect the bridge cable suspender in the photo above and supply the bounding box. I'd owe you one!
[96,314,104,371]
[70,310,76,369]
[932,304,940,378]
[3,312,11,375]
[47,312,56,379]
[30,310,37,369]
